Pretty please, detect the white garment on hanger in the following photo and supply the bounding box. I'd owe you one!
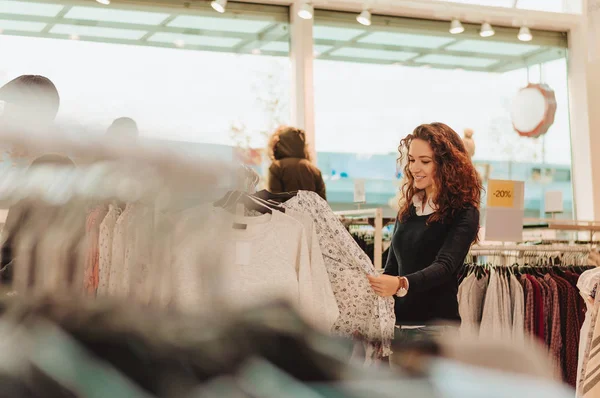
[97,204,119,296]
[172,208,315,318]
[108,204,132,297]
[286,209,339,332]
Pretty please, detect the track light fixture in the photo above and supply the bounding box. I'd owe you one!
[449,19,464,34]
[297,2,313,20]
[211,0,227,13]
[96,0,110,4]
[518,26,532,41]
[357,10,372,26]
[480,22,495,38]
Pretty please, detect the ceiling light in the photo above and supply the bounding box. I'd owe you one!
[449,19,464,34]
[251,48,261,55]
[174,39,185,48]
[96,0,110,4]
[69,34,79,40]
[480,22,495,37]
[356,10,371,26]
[297,2,313,20]
[518,26,532,42]
[211,0,227,13]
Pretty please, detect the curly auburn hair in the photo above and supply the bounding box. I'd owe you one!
[398,122,482,226]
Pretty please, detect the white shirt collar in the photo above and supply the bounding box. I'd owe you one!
[412,192,437,216]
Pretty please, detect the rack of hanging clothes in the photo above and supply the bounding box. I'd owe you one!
[334,208,384,270]
[211,191,395,364]
[459,243,593,388]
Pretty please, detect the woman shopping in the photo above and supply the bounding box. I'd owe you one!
[368,122,482,344]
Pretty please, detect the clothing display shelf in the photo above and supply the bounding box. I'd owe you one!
[523,218,600,242]
[334,208,383,269]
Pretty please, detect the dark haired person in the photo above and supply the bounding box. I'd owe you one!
[267,126,326,200]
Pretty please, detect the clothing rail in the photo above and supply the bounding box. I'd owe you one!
[334,208,383,269]
[470,244,592,253]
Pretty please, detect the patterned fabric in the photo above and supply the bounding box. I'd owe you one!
[544,275,563,377]
[536,277,551,346]
[526,275,545,341]
[582,298,600,397]
[283,191,395,360]
[552,275,580,387]
[83,205,108,295]
[520,276,535,337]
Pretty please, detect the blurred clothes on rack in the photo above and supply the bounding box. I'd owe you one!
[458,258,591,387]
[0,294,579,398]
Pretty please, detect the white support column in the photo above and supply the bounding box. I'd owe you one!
[289,1,317,162]
[568,0,600,220]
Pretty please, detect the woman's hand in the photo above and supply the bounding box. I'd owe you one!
[367,274,405,297]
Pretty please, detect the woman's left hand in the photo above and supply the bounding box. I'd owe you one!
[367,274,401,297]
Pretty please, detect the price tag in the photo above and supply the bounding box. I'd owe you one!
[235,241,252,266]
[487,180,516,208]
[354,179,366,203]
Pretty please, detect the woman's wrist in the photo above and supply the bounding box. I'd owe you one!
[396,276,408,297]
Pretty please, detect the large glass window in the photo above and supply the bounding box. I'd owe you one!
[313,10,572,221]
[0,0,290,167]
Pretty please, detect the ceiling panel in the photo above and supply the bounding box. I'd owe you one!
[331,47,419,61]
[50,24,147,40]
[168,15,272,33]
[64,6,170,25]
[313,25,365,41]
[359,32,455,49]
[260,41,288,52]
[414,54,498,68]
[0,0,63,17]
[0,18,46,32]
[445,39,541,56]
[148,32,243,47]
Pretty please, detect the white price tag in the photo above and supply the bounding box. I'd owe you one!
[235,241,252,266]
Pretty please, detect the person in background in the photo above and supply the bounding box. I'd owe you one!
[367,122,482,349]
[0,75,60,160]
[267,126,326,200]
[106,117,139,140]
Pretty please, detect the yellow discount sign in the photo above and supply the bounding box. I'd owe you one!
[487,180,516,208]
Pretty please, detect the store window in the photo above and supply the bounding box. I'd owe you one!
[0,0,290,167]
[313,10,573,221]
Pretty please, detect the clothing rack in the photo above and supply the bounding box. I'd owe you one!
[334,208,383,269]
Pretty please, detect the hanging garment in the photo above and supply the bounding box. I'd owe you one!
[577,268,600,396]
[480,270,509,339]
[83,205,108,295]
[108,204,133,297]
[509,274,525,342]
[97,204,119,296]
[581,297,600,397]
[544,274,563,377]
[285,209,339,332]
[282,190,395,360]
[458,273,488,336]
[521,275,535,338]
[552,274,580,387]
[172,208,317,321]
